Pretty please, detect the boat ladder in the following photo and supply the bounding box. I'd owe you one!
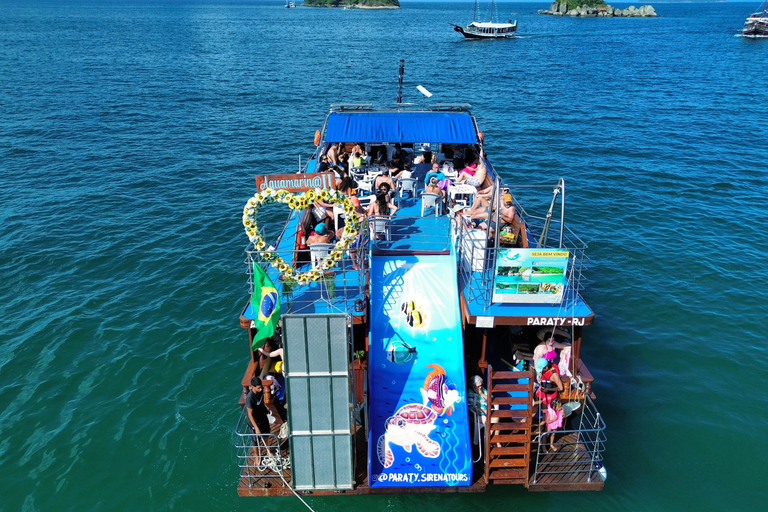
[484,364,535,486]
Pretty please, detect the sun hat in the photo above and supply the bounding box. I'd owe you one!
[536,327,572,341]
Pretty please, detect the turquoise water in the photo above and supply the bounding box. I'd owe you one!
[1,1,767,510]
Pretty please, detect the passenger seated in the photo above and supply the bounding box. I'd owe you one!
[367,190,398,216]
[261,374,287,424]
[374,170,395,192]
[456,146,485,188]
[386,153,408,178]
[306,223,333,245]
[425,162,451,192]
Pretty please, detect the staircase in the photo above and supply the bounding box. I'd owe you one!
[484,365,535,486]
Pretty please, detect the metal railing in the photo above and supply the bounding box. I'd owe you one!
[456,180,590,309]
[531,394,607,484]
[245,236,369,317]
[366,215,453,254]
[234,408,290,489]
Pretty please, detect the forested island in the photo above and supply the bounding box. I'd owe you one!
[303,0,400,8]
[539,0,657,17]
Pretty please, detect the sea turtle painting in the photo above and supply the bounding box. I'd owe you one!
[377,403,440,468]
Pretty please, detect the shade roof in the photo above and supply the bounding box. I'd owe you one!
[324,111,477,144]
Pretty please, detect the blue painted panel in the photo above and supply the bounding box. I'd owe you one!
[367,254,472,488]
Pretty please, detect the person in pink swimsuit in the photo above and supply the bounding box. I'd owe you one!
[544,398,565,452]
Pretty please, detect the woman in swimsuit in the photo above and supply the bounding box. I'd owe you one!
[532,333,571,369]
[456,146,487,188]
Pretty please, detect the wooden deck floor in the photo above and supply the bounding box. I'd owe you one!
[528,432,605,492]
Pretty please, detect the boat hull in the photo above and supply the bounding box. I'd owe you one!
[743,13,768,37]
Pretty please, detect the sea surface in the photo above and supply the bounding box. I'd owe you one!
[1,1,767,510]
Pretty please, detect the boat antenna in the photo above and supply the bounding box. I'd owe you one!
[396,59,405,104]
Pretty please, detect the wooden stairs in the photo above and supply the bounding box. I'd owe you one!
[484,365,535,486]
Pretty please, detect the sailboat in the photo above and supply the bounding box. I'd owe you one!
[743,0,768,38]
[451,0,517,39]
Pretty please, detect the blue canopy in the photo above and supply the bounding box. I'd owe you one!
[324,112,477,144]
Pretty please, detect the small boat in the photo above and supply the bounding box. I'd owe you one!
[452,0,517,39]
[285,0,296,8]
[743,0,768,38]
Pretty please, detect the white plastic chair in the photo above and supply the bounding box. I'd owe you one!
[309,243,334,268]
[398,178,418,202]
[369,215,391,242]
[358,196,372,211]
[357,175,374,196]
[332,204,344,232]
[421,192,442,217]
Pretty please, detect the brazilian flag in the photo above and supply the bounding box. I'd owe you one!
[251,262,281,350]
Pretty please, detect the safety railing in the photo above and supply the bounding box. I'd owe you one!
[234,408,290,489]
[531,394,607,484]
[456,190,590,309]
[366,214,453,254]
[455,218,502,307]
[244,235,369,317]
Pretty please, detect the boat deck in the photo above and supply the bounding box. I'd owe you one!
[459,273,594,326]
[529,432,605,492]
[238,423,487,497]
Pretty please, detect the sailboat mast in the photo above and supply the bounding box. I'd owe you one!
[473,0,478,23]
[490,0,495,23]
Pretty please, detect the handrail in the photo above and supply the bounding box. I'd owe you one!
[484,364,493,484]
[455,179,589,309]
[366,215,453,254]
[234,408,289,489]
[245,244,368,317]
[531,394,607,484]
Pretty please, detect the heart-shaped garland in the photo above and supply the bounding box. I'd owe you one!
[242,188,361,285]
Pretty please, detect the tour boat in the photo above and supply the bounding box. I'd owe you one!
[452,0,517,39]
[233,91,607,496]
[743,0,768,38]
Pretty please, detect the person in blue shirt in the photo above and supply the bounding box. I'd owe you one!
[424,162,446,186]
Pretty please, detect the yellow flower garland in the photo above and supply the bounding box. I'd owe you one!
[242,188,361,283]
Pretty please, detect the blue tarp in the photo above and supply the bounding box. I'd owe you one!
[325,112,477,144]
[368,253,472,488]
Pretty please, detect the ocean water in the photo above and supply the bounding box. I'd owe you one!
[1,1,767,510]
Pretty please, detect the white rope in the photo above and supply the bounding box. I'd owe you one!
[278,470,317,512]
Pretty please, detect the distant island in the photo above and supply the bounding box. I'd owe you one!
[539,0,657,17]
[303,0,400,8]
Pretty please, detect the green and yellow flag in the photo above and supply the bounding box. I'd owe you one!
[250,262,281,350]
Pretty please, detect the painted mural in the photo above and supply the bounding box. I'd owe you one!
[368,255,472,488]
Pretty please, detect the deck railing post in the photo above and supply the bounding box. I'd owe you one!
[587,412,601,482]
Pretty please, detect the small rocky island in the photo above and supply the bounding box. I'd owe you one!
[303,0,400,8]
[539,1,657,17]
